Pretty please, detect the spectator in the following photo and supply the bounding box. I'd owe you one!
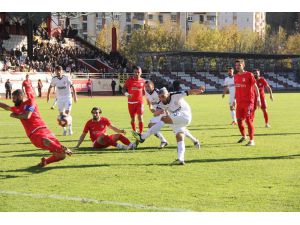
[37,79,43,97]
[87,78,92,97]
[111,78,116,96]
[5,79,12,99]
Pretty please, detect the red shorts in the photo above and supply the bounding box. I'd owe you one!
[26,92,35,99]
[236,104,255,121]
[29,128,63,153]
[92,134,114,149]
[128,102,144,118]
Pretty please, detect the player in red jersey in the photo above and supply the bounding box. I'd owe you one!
[122,66,145,133]
[253,69,274,128]
[0,89,72,167]
[22,74,35,99]
[74,107,137,150]
[234,59,261,146]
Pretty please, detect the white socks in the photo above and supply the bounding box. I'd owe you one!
[155,132,167,143]
[142,120,165,140]
[231,110,237,122]
[177,141,185,162]
[116,143,127,150]
[184,129,197,143]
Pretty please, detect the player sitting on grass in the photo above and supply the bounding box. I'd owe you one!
[74,107,137,150]
[132,86,205,165]
[0,89,72,167]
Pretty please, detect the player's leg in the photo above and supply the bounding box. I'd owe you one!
[261,99,270,127]
[64,98,73,135]
[184,128,200,149]
[137,103,144,133]
[51,98,57,109]
[110,134,137,150]
[245,105,255,146]
[97,134,129,150]
[57,100,67,135]
[230,104,237,125]
[128,104,136,131]
[175,131,186,165]
[236,105,247,143]
[149,116,168,148]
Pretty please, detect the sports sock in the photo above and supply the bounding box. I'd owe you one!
[141,120,165,140]
[184,129,197,143]
[45,155,61,165]
[231,110,237,122]
[262,109,269,124]
[131,122,136,131]
[177,141,185,162]
[118,134,131,145]
[246,117,254,141]
[138,122,144,133]
[237,120,246,137]
[155,132,167,143]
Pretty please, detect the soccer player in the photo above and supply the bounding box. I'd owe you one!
[132,87,205,165]
[234,59,261,146]
[253,69,274,128]
[122,66,145,133]
[22,74,35,99]
[222,67,237,125]
[74,107,137,150]
[47,65,77,136]
[145,80,168,149]
[0,89,72,167]
[87,78,92,97]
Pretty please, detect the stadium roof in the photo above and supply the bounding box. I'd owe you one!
[137,51,300,59]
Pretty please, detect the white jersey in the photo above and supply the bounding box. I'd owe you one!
[223,76,235,97]
[145,88,160,110]
[157,91,191,119]
[50,75,73,98]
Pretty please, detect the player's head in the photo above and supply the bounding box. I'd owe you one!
[91,107,102,120]
[133,66,142,79]
[158,87,170,104]
[253,69,260,79]
[25,74,29,80]
[145,80,154,93]
[55,65,63,76]
[228,67,234,77]
[235,59,245,73]
[7,79,10,82]
[12,89,24,106]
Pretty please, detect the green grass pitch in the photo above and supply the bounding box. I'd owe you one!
[0,93,299,212]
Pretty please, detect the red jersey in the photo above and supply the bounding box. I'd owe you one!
[83,117,111,142]
[22,80,33,93]
[87,81,92,89]
[124,77,145,103]
[256,77,268,99]
[234,71,256,106]
[10,99,47,137]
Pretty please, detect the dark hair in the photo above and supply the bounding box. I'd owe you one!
[252,68,260,72]
[235,58,245,64]
[91,107,102,113]
[133,66,141,71]
[12,89,23,96]
[145,80,154,85]
[227,67,234,70]
[55,65,63,70]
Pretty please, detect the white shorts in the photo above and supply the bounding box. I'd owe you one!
[57,97,72,113]
[169,112,191,135]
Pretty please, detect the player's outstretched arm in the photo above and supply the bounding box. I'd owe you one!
[266,85,274,101]
[109,124,126,134]
[10,110,33,120]
[0,102,12,111]
[187,86,205,95]
[74,132,87,149]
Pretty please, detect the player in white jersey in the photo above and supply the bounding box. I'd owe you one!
[222,67,237,125]
[132,86,205,165]
[47,66,78,135]
[145,80,168,149]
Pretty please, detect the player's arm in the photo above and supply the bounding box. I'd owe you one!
[71,85,78,103]
[153,106,165,116]
[47,85,53,103]
[222,86,228,98]
[146,98,155,113]
[254,83,261,108]
[22,83,25,94]
[266,85,274,101]
[10,105,34,120]
[122,83,132,98]
[0,102,12,111]
[187,86,205,95]
[108,124,126,134]
[74,132,87,148]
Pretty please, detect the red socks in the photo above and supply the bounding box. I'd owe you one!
[139,122,144,133]
[237,120,246,137]
[45,155,61,165]
[118,134,131,145]
[131,122,136,131]
[245,117,254,140]
[262,109,269,124]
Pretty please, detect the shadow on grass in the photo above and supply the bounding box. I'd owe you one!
[0,174,21,179]
[0,142,32,146]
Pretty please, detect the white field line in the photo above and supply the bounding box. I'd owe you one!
[0,190,195,212]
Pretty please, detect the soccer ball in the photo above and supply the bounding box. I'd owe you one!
[57,114,71,127]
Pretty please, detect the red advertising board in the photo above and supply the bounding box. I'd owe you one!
[72,79,89,92]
